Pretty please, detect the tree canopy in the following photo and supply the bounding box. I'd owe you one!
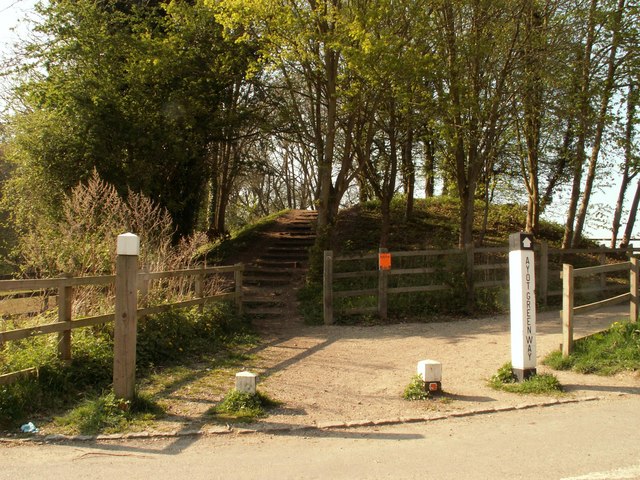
[1,0,639,256]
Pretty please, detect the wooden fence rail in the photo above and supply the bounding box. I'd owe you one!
[323,243,640,325]
[0,264,244,386]
[561,258,639,356]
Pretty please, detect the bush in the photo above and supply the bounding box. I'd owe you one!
[8,170,211,284]
[136,303,249,369]
[0,329,114,427]
[0,303,252,428]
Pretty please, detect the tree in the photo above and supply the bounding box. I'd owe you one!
[5,0,254,237]
[433,0,523,249]
[571,0,627,246]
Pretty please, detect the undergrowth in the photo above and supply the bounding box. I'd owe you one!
[0,303,255,430]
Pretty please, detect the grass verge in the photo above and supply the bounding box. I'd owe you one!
[543,321,640,375]
[0,303,259,433]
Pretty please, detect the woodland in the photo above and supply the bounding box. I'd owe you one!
[0,0,639,264]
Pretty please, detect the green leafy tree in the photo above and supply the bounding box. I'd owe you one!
[5,0,254,237]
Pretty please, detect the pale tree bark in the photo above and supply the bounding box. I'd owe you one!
[621,175,640,248]
[562,0,598,249]
[611,81,637,247]
[521,0,547,234]
[572,0,626,246]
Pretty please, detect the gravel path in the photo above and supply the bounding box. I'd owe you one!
[250,305,639,429]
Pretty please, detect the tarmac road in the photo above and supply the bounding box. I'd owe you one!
[1,395,639,480]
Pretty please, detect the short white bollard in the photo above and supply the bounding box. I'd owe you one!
[417,359,442,393]
[235,371,258,394]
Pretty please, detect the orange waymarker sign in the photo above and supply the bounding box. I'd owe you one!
[379,252,391,270]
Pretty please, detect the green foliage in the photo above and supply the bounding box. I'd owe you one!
[5,0,256,237]
[297,283,323,325]
[211,389,279,421]
[204,210,288,264]
[0,329,114,427]
[489,362,563,395]
[0,303,253,428]
[543,321,640,375]
[403,375,430,401]
[54,391,164,435]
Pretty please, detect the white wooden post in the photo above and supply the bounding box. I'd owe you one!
[323,251,334,325]
[509,233,537,381]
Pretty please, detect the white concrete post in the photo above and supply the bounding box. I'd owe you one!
[235,371,258,394]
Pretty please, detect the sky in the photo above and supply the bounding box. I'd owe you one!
[0,0,634,243]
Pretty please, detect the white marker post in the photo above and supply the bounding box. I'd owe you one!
[509,232,537,381]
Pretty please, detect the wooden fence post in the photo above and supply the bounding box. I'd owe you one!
[562,264,574,357]
[235,263,244,314]
[465,243,475,311]
[630,256,638,323]
[323,251,334,325]
[599,247,607,291]
[539,241,549,307]
[138,266,150,308]
[57,273,73,362]
[378,248,388,321]
[113,233,139,401]
[195,264,205,313]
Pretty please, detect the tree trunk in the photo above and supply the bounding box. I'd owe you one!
[621,176,640,249]
[562,0,597,249]
[572,0,625,246]
[423,137,435,198]
[611,81,637,247]
[403,127,415,221]
[522,0,545,234]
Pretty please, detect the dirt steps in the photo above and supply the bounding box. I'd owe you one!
[241,210,317,328]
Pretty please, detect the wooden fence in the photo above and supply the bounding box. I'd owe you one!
[561,258,639,356]
[323,243,640,325]
[0,264,244,387]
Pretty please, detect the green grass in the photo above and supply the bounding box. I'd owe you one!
[53,391,164,435]
[209,390,280,422]
[543,321,640,375]
[489,362,563,394]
